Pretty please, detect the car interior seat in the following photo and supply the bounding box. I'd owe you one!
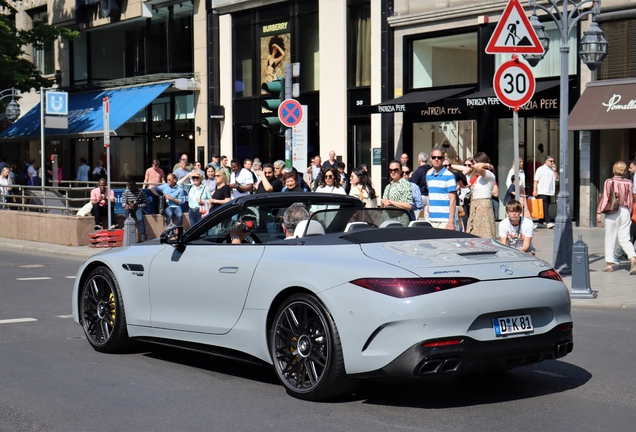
[294,220,326,238]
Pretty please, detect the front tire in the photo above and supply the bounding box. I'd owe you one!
[269,293,355,400]
[79,266,130,353]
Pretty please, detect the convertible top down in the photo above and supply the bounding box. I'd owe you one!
[72,193,573,400]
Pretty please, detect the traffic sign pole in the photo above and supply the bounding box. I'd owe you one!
[284,64,292,169]
[103,97,112,229]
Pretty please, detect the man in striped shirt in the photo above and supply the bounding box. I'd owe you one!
[426,147,456,230]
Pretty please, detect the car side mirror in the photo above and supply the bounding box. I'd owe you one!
[160,226,184,246]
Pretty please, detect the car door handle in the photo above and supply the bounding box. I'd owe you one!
[219,267,238,273]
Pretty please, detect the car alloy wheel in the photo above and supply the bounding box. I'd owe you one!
[80,266,130,353]
[270,293,355,400]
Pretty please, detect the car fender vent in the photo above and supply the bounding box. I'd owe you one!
[122,264,145,272]
[457,251,498,257]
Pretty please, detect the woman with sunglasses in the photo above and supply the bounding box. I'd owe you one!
[178,169,212,226]
[381,160,413,226]
[315,167,346,195]
[207,169,232,209]
[349,167,377,208]
[453,152,496,238]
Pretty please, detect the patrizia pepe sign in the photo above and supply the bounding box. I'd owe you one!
[602,94,636,112]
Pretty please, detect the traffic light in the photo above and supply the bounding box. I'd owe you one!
[261,78,285,135]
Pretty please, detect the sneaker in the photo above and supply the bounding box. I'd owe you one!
[93,224,102,231]
[536,223,546,229]
[547,223,555,229]
[141,236,147,242]
[533,223,539,229]
[109,224,118,230]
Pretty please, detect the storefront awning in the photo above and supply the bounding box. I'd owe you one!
[371,86,474,114]
[569,79,636,130]
[0,83,172,140]
[449,79,560,109]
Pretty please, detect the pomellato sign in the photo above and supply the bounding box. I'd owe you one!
[602,94,636,112]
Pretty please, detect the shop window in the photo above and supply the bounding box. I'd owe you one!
[598,20,636,80]
[234,24,254,97]
[73,33,88,84]
[300,12,320,91]
[347,4,370,88]
[495,22,577,79]
[175,94,195,120]
[148,8,169,74]
[412,121,477,165]
[411,33,477,89]
[30,8,55,76]
[172,3,194,74]
[124,21,147,77]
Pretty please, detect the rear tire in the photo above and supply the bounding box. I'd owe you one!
[79,266,130,353]
[269,293,356,400]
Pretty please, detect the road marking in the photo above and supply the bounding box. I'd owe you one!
[16,277,52,281]
[65,276,76,279]
[57,315,74,319]
[0,318,38,324]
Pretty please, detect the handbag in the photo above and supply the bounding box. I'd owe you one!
[458,205,466,218]
[600,180,619,215]
[527,197,544,220]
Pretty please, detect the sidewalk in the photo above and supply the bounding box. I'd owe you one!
[1,227,634,308]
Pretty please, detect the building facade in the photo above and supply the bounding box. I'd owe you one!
[1,0,208,183]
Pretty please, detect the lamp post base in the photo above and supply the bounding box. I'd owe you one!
[552,196,573,275]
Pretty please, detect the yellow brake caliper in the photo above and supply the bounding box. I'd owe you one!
[108,293,116,326]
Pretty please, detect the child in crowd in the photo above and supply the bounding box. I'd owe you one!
[498,199,535,255]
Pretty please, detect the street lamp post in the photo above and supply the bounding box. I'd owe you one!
[0,88,21,122]
[524,0,607,275]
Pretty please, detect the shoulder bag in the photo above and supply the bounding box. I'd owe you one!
[600,180,619,215]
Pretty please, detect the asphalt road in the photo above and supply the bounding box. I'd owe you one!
[0,249,634,432]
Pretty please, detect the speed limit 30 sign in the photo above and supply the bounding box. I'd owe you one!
[493,57,535,109]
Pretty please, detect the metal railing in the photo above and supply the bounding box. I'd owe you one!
[0,182,130,215]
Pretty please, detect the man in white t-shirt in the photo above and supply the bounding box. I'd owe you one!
[533,155,559,228]
[229,158,254,199]
[499,199,535,254]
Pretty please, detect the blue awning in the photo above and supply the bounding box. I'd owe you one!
[0,83,171,139]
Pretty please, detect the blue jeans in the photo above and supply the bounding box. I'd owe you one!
[125,208,147,240]
[188,208,202,226]
[165,205,183,226]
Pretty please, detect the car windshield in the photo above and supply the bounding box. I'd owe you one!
[298,207,414,236]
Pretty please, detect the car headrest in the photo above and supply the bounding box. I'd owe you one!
[345,222,371,232]
[379,220,402,228]
[294,220,326,238]
[408,220,432,228]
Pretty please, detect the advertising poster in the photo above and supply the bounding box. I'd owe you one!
[260,20,291,92]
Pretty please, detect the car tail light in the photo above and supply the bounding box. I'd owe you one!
[350,277,478,298]
[422,338,463,348]
[538,269,563,282]
[557,323,573,332]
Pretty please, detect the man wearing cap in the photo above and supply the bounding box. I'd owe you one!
[210,154,221,170]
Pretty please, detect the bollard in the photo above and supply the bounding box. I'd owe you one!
[570,235,597,299]
[123,214,137,246]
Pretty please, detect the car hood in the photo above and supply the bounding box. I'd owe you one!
[360,237,552,279]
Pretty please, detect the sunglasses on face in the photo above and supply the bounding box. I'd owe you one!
[214,174,223,177]
[430,155,444,160]
[388,168,400,173]
[402,171,410,175]
[465,164,473,167]
[443,165,450,168]
[324,175,334,179]
[548,159,555,163]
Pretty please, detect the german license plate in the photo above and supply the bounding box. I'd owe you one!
[493,315,533,336]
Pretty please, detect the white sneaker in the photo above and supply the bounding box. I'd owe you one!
[109,224,119,230]
[533,223,539,229]
[547,223,555,229]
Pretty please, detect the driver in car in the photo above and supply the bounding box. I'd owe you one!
[228,214,258,244]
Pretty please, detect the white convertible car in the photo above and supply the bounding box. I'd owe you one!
[72,193,573,400]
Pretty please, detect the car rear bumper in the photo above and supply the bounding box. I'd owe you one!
[350,323,573,379]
